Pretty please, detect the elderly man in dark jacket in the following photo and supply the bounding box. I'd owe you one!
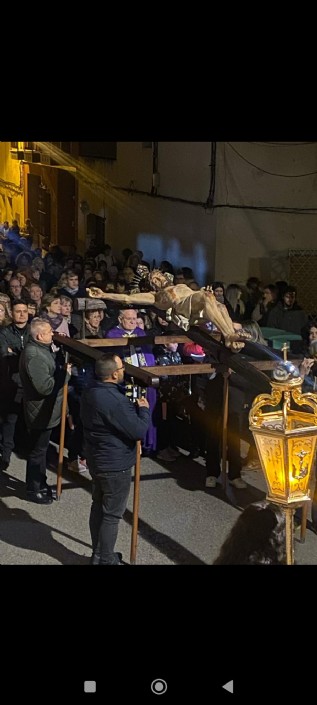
[80,353,150,565]
[19,317,71,504]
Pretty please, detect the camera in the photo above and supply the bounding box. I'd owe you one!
[125,384,147,402]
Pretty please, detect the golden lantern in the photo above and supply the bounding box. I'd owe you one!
[249,346,317,564]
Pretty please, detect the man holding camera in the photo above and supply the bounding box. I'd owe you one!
[80,353,150,565]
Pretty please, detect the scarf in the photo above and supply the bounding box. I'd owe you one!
[84,319,101,337]
[41,311,64,331]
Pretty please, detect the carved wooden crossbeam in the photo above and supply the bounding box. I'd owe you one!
[54,333,301,387]
[53,333,161,387]
[77,334,221,347]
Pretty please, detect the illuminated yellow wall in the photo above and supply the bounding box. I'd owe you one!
[0,143,25,226]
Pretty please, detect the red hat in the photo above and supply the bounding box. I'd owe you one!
[183,342,205,356]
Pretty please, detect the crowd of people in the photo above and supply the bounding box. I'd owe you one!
[1,224,317,563]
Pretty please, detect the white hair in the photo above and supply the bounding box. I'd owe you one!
[30,317,52,339]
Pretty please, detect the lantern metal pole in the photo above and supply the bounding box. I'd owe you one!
[300,502,309,543]
[249,344,317,564]
[284,506,295,565]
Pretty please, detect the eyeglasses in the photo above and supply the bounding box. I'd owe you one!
[115,365,125,371]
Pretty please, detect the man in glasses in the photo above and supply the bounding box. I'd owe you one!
[106,307,157,456]
[80,353,150,565]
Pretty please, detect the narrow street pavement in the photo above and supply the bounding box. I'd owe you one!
[1,441,316,565]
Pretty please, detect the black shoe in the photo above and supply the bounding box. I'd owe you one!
[26,491,53,505]
[98,552,127,565]
[0,460,9,473]
[40,485,57,499]
[188,449,200,459]
[115,552,129,565]
[90,552,101,565]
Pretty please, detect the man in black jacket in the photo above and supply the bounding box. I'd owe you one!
[0,299,30,472]
[266,285,308,337]
[80,353,150,565]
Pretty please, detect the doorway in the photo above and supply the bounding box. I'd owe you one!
[87,213,105,250]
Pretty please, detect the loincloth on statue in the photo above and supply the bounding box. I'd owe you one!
[156,285,206,332]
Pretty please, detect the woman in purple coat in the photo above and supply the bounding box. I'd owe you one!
[106,308,157,455]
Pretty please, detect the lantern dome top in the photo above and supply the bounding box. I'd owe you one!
[273,360,301,383]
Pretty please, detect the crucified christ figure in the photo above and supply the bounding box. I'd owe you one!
[87,270,248,351]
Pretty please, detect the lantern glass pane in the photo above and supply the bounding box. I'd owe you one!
[253,430,317,504]
[254,434,285,498]
[287,436,317,499]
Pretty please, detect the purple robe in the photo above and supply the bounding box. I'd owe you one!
[106,326,157,452]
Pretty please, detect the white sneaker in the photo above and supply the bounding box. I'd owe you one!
[205,476,217,488]
[229,477,247,489]
[68,458,89,474]
[157,448,176,462]
[243,459,261,471]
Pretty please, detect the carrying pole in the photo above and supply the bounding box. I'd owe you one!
[130,439,141,564]
[56,351,69,500]
[221,370,229,489]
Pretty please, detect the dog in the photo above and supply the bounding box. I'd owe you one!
[213,500,286,565]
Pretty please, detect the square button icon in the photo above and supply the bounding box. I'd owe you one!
[84,681,96,693]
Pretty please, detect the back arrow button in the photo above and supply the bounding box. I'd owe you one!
[222,680,234,694]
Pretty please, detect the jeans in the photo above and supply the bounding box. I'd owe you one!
[89,468,132,565]
[26,428,52,493]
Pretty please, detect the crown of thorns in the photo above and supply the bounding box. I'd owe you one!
[131,265,174,289]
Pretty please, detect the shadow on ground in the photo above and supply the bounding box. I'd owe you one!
[155,453,266,511]
[123,508,206,565]
[0,475,90,565]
